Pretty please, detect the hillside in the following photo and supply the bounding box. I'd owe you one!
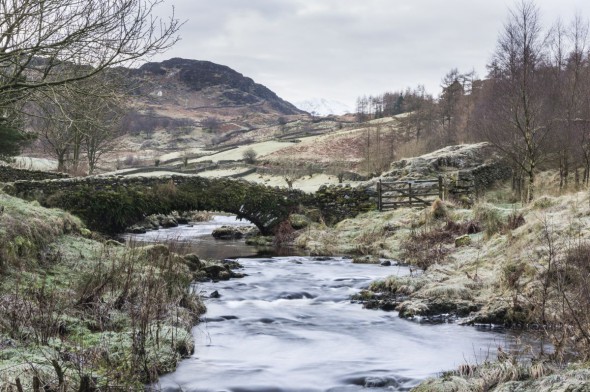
[133,58,302,116]
[23,58,312,170]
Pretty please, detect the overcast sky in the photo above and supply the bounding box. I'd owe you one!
[153,0,590,108]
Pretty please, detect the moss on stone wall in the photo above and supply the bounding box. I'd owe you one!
[312,184,377,225]
[0,166,68,182]
[6,175,378,235]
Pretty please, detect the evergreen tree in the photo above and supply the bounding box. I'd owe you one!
[0,118,28,162]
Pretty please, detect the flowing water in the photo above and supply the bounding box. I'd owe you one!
[123,215,262,259]
[130,217,527,392]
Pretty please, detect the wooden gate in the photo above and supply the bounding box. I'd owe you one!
[377,177,444,211]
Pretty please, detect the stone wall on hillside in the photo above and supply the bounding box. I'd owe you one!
[0,166,69,183]
[470,161,513,194]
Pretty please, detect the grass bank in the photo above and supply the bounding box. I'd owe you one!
[294,183,590,390]
[0,191,206,390]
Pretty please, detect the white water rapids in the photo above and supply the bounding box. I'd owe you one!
[128,216,526,392]
[154,256,519,392]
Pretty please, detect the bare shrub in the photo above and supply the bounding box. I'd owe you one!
[556,241,590,359]
[430,199,448,220]
[273,220,295,247]
[355,227,386,255]
[0,239,204,388]
[400,226,454,270]
[202,116,221,132]
[444,219,481,235]
[395,138,431,159]
[507,212,526,230]
[474,203,505,238]
[242,147,257,164]
[124,154,136,166]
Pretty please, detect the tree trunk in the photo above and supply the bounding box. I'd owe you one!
[78,375,95,392]
[527,169,535,203]
[57,152,67,172]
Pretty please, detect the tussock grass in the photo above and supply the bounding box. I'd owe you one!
[414,358,560,392]
[370,275,428,295]
[0,191,206,390]
[420,283,473,301]
[0,192,83,271]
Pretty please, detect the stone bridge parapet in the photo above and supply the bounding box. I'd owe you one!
[6,174,376,235]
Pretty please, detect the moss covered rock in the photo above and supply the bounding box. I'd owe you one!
[454,234,472,247]
[289,214,311,229]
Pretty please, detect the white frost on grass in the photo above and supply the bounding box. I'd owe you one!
[242,172,357,193]
[12,157,58,171]
[191,141,295,163]
[123,171,194,178]
[158,147,209,162]
[196,167,254,178]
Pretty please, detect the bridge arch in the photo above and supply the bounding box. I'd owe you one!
[6,174,376,236]
[7,175,307,235]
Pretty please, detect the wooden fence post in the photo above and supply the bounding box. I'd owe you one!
[408,182,412,205]
[377,179,382,211]
[438,175,443,200]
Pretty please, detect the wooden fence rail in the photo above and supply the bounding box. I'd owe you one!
[377,176,444,211]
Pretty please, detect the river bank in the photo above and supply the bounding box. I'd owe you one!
[0,191,249,390]
[3,178,590,390]
[294,188,590,390]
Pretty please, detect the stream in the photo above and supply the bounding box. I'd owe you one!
[129,216,528,392]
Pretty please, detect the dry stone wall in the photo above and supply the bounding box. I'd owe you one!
[0,166,69,183]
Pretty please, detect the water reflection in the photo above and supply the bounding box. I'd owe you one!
[123,215,264,259]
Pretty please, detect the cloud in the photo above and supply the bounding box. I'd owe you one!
[154,0,590,107]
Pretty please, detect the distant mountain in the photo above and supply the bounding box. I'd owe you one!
[295,98,352,116]
[133,58,303,116]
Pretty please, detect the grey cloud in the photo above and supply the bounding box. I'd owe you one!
[155,0,590,107]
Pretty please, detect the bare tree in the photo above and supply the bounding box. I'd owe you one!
[202,116,221,133]
[356,96,369,123]
[478,0,552,202]
[0,0,180,106]
[439,68,466,145]
[544,17,587,189]
[30,72,126,174]
[242,147,257,164]
[33,89,77,172]
[564,16,590,186]
[80,80,126,174]
[400,86,438,144]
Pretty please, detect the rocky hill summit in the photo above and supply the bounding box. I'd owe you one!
[133,58,302,115]
[96,58,311,157]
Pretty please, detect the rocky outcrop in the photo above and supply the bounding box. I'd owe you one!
[192,259,246,282]
[374,143,512,196]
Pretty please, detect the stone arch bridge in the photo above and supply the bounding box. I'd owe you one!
[5,175,375,235]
